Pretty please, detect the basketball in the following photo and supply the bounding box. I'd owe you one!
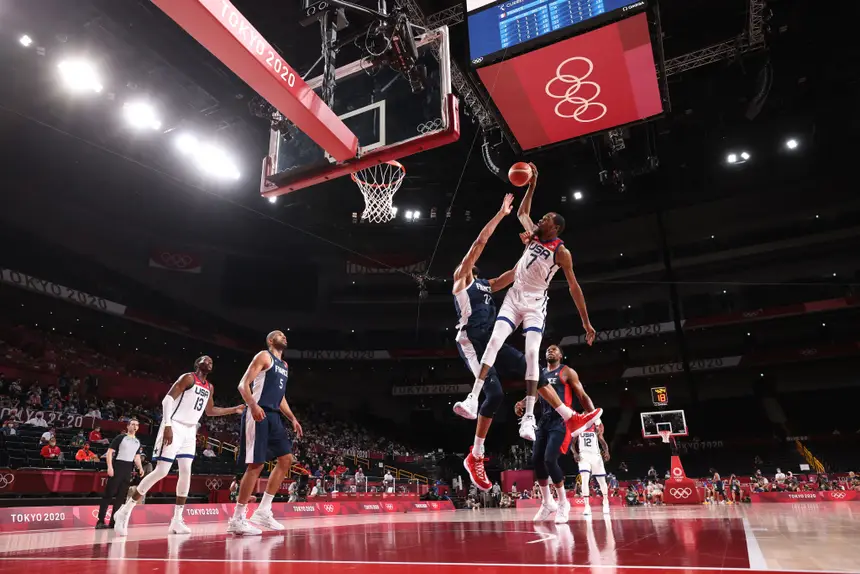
[508,162,533,187]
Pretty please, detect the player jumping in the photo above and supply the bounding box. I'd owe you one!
[229,330,303,535]
[472,163,599,441]
[452,194,598,491]
[518,345,603,523]
[112,356,244,536]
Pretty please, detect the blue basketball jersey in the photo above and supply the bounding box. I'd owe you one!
[538,365,572,424]
[454,278,497,330]
[251,351,288,411]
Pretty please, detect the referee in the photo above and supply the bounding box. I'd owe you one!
[96,419,145,529]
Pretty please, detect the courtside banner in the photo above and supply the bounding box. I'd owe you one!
[0,268,126,315]
[750,491,859,503]
[0,500,454,532]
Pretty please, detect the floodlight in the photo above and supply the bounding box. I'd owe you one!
[19,35,33,47]
[740,151,750,160]
[57,59,103,93]
[573,191,583,200]
[175,133,199,155]
[727,153,738,164]
[786,139,799,150]
[123,101,162,130]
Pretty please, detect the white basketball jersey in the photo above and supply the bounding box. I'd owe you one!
[513,237,564,294]
[170,373,211,426]
[578,422,601,456]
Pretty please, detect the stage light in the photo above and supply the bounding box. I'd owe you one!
[414,211,421,219]
[740,151,750,161]
[405,210,414,220]
[57,59,103,94]
[175,133,199,154]
[268,196,277,204]
[727,153,738,164]
[123,101,162,131]
[19,35,33,47]
[195,144,240,180]
[786,138,799,150]
[573,191,583,200]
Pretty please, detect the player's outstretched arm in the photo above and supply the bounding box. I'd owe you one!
[205,384,246,417]
[279,397,303,438]
[598,424,610,461]
[454,194,514,284]
[238,352,271,422]
[564,367,595,412]
[516,163,539,233]
[557,246,595,345]
[489,268,515,293]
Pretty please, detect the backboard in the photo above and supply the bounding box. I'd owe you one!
[640,409,688,439]
[261,26,460,197]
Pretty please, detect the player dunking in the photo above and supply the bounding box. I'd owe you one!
[228,330,303,535]
[518,345,602,523]
[452,195,599,491]
[112,356,244,536]
[473,163,599,441]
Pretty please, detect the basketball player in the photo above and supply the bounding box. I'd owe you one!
[112,356,244,536]
[229,330,303,535]
[451,195,599,491]
[572,417,611,516]
[474,163,598,441]
[518,345,602,523]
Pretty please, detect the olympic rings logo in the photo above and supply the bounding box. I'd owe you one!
[831,492,846,499]
[205,479,223,491]
[323,504,335,513]
[672,467,684,478]
[385,503,395,510]
[417,119,444,134]
[544,57,607,122]
[0,473,14,489]
[669,487,692,498]
[574,498,585,505]
[92,508,112,520]
[156,251,195,269]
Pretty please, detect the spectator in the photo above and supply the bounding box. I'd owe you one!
[202,446,217,458]
[40,427,56,445]
[383,471,395,493]
[288,481,298,502]
[76,442,100,462]
[625,484,640,506]
[647,466,658,482]
[40,437,63,460]
[492,482,502,506]
[26,412,48,428]
[89,426,109,445]
[608,473,619,496]
[310,479,323,497]
[86,406,102,419]
[355,467,366,487]
[511,482,518,496]
[70,430,86,448]
[647,480,664,505]
[230,475,240,503]
[1,420,17,437]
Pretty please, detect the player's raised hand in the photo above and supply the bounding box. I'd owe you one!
[292,419,304,439]
[499,193,514,216]
[519,231,533,245]
[583,322,596,346]
[528,163,539,182]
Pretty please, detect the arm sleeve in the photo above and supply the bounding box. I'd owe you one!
[109,435,124,451]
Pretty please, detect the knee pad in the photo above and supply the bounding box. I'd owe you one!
[478,371,503,418]
[176,458,193,498]
[524,331,542,381]
[480,321,514,368]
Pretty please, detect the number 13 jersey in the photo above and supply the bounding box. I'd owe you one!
[170,373,211,426]
[514,237,564,295]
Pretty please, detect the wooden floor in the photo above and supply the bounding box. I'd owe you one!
[1,504,858,574]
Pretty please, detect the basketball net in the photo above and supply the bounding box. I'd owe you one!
[351,161,406,224]
[658,429,672,444]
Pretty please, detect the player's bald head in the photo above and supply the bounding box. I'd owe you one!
[266,330,287,350]
[267,330,280,343]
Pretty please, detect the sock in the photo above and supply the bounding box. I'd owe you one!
[471,379,484,398]
[540,484,552,502]
[259,492,274,512]
[524,396,536,417]
[473,436,485,457]
[556,484,566,504]
[555,404,574,421]
[174,505,184,520]
[233,503,247,520]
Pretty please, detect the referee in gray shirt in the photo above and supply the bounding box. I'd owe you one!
[97,419,145,529]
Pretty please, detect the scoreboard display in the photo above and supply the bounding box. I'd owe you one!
[651,386,668,407]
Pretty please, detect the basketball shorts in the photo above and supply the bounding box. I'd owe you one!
[578,453,606,477]
[456,328,530,380]
[153,421,197,464]
[535,421,570,456]
[497,288,548,334]
[239,410,292,464]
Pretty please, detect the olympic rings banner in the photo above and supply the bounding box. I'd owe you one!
[750,491,859,503]
[475,13,662,151]
[148,249,203,273]
[0,500,455,533]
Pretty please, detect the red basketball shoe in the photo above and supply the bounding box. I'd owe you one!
[463,446,492,491]
[566,408,604,439]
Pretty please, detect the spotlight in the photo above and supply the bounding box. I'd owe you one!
[195,144,240,181]
[123,101,162,131]
[726,153,738,164]
[573,191,583,200]
[19,35,33,47]
[413,211,421,219]
[405,210,414,220]
[175,133,199,155]
[57,59,103,94]
[740,151,750,161]
[268,196,277,204]
[786,138,799,150]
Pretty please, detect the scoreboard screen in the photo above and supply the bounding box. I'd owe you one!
[651,386,668,407]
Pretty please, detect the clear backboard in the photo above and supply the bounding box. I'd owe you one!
[640,409,688,439]
[261,26,459,196]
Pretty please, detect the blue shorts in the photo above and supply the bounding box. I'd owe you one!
[238,410,292,465]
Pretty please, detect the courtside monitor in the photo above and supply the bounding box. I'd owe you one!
[467,0,647,66]
[475,12,662,151]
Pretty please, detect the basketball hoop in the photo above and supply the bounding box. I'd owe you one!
[658,430,672,444]
[351,161,406,224]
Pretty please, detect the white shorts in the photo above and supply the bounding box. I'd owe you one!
[152,421,197,463]
[497,288,548,333]
[578,453,606,477]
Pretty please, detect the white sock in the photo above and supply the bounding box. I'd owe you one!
[259,492,274,512]
[233,503,247,520]
[556,484,566,504]
[471,379,484,397]
[555,404,574,421]
[173,505,184,519]
[540,484,552,502]
[525,396,536,417]
[473,436,485,457]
